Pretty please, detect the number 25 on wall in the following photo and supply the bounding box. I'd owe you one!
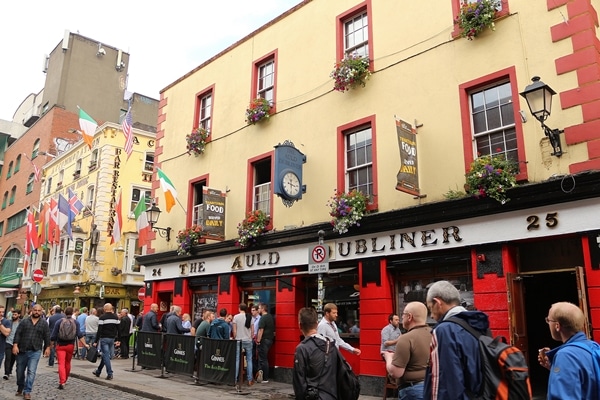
[526,212,558,231]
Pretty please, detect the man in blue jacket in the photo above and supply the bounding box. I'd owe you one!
[538,301,599,399]
[209,308,230,340]
[423,280,489,400]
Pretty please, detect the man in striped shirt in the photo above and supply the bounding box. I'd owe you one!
[91,303,120,380]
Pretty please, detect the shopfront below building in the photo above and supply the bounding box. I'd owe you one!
[138,176,600,397]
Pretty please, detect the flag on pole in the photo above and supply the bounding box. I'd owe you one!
[26,208,39,251]
[78,107,98,149]
[111,190,123,245]
[133,195,150,248]
[157,168,177,213]
[38,200,48,246]
[23,153,41,182]
[122,107,134,159]
[49,198,59,244]
[58,194,70,240]
[67,188,84,240]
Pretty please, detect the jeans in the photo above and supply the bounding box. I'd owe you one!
[257,338,273,380]
[16,350,42,395]
[235,340,253,382]
[48,345,56,366]
[56,343,74,385]
[399,381,424,400]
[95,338,114,377]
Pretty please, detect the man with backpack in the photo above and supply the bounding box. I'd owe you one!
[538,301,599,399]
[293,307,339,400]
[50,306,87,389]
[423,280,490,400]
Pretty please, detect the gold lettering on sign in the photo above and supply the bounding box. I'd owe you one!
[107,148,121,236]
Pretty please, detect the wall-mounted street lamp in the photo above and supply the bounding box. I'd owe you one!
[146,203,171,242]
[519,76,564,157]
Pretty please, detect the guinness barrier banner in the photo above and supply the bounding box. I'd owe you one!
[395,118,420,196]
[164,334,195,375]
[137,332,163,369]
[199,338,238,384]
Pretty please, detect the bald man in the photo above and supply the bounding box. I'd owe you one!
[141,303,160,332]
[538,302,599,400]
[383,302,432,400]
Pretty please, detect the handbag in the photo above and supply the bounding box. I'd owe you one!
[86,345,99,363]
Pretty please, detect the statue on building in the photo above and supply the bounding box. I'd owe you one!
[86,224,100,260]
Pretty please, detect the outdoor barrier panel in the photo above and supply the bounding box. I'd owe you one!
[164,334,195,375]
[137,331,163,369]
[199,337,239,384]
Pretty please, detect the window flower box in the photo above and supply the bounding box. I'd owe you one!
[245,98,272,125]
[330,53,371,92]
[177,225,205,255]
[465,154,518,204]
[236,210,269,248]
[186,127,210,156]
[327,189,368,234]
[455,0,500,40]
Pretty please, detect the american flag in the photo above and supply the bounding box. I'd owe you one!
[122,108,133,159]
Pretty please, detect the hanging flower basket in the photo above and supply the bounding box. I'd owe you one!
[176,225,205,255]
[327,189,368,234]
[454,0,500,40]
[245,98,272,125]
[330,53,371,92]
[236,210,270,248]
[465,154,518,204]
[186,128,209,156]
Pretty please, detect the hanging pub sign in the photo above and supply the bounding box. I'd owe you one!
[395,118,420,196]
[202,188,226,240]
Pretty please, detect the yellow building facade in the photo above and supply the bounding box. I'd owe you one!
[140,1,600,395]
[22,122,156,316]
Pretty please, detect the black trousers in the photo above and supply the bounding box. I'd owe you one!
[119,335,130,358]
[4,343,15,376]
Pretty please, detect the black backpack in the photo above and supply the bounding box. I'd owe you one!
[447,317,532,400]
[334,346,360,400]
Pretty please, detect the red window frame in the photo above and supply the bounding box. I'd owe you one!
[451,0,510,39]
[336,115,378,210]
[335,1,374,69]
[193,85,215,139]
[187,174,209,228]
[250,50,278,113]
[458,66,528,181]
[245,152,274,230]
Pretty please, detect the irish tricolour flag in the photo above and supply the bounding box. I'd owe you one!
[78,107,97,149]
[133,195,150,248]
[157,168,177,213]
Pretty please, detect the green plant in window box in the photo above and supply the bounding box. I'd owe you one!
[330,53,371,92]
[454,0,500,40]
[236,210,270,248]
[465,154,518,204]
[245,98,272,125]
[327,189,368,234]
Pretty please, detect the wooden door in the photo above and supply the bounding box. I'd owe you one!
[507,272,528,361]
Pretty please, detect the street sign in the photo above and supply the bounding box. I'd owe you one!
[308,244,329,274]
[138,287,146,301]
[32,269,44,283]
[30,282,42,296]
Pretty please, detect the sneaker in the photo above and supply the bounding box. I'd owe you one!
[248,380,254,386]
[261,380,269,383]
[256,370,263,383]
[15,390,22,396]
[92,370,100,377]
[106,375,113,380]
[58,384,64,390]
[3,375,8,380]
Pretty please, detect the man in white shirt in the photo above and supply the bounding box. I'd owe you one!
[317,303,361,355]
[232,304,254,386]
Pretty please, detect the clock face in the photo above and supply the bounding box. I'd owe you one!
[282,171,300,197]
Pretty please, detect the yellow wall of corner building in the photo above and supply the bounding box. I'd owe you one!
[39,123,158,284]
[156,0,594,248]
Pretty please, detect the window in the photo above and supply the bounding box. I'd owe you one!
[252,51,278,109]
[195,87,213,133]
[336,2,373,61]
[89,149,99,170]
[1,192,7,210]
[46,177,52,195]
[0,249,22,275]
[26,174,35,194]
[14,155,21,173]
[0,221,3,237]
[130,187,152,213]
[7,210,26,233]
[9,186,16,205]
[459,67,527,179]
[32,139,40,159]
[57,170,64,188]
[73,239,84,271]
[124,235,144,273]
[190,177,208,227]
[250,157,272,216]
[6,161,13,178]
[74,159,82,178]
[86,185,95,210]
[144,152,154,173]
[52,238,70,273]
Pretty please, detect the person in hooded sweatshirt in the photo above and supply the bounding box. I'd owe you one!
[423,280,490,400]
[208,308,230,340]
[293,307,339,400]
